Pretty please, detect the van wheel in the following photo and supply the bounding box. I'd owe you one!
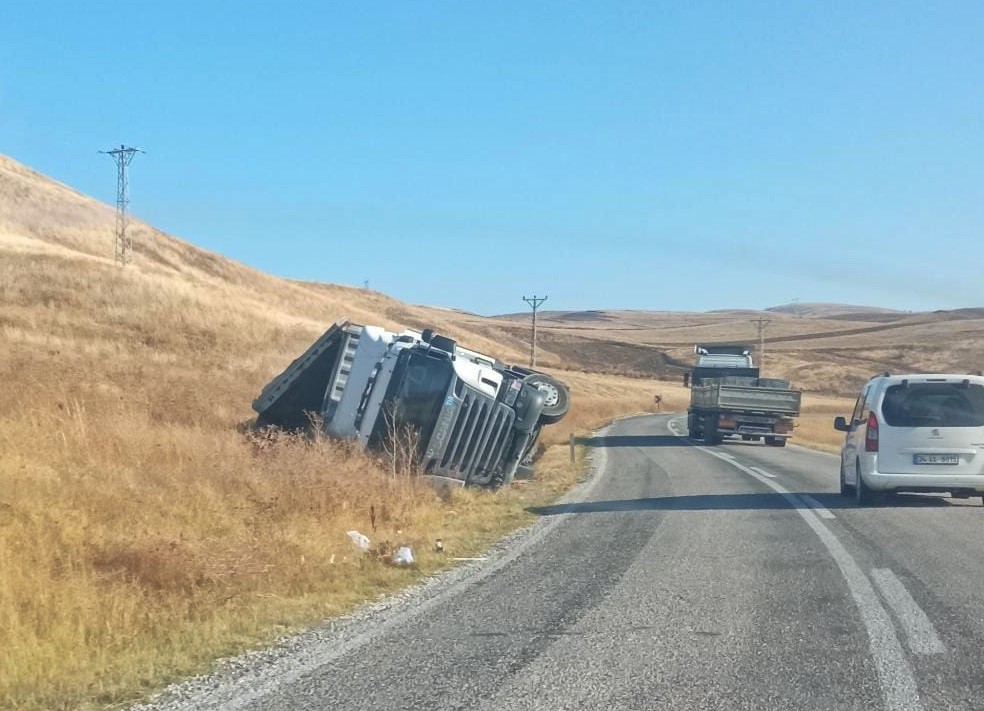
[839,462,854,497]
[855,461,874,506]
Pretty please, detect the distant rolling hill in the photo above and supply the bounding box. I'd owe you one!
[490,304,984,395]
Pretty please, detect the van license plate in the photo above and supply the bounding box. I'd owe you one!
[913,454,959,465]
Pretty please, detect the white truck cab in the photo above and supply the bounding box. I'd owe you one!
[253,320,570,488]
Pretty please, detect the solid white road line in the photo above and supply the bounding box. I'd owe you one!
[749,466,776,479]
[798,494,836,520]
[871,569,946,656]
[691,442,923,711]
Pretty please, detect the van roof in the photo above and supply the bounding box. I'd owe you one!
[866,373,984,388]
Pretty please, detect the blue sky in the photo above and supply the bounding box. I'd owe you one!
[2,2,981,315]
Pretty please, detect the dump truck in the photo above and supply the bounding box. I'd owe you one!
[686,343,801,446]
[252,320,570,488]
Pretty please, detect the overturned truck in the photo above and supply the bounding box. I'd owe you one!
[253,320,571,488]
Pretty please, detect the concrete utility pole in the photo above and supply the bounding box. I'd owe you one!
[751,317,772,371]
[100,145,144,266]
[522,294,548,368]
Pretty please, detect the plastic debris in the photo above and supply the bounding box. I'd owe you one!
[347,530,370,551]
[392,546,414,566]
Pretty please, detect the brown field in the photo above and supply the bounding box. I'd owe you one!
[0,152,977,709]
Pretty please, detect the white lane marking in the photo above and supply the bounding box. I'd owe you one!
[799,494,836,520]
[871,569,946,656]
[749,466,776,479]
[688,441,923,711]
[716,451,735,460]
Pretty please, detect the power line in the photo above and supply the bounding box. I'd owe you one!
[100,144,144,266]
[522,294,548,368]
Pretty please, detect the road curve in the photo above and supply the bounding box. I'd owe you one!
[135,414,984,711]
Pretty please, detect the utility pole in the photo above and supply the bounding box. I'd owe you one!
[751,317,772,370]
[522,294,548,368]
[100,144,144,266]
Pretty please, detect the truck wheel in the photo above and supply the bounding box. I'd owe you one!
[687,415,700,438]
[523,373,570,425]
[765,436,786,447]
[703,425,721,445]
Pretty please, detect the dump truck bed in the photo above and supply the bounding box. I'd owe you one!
[690,382,802,416]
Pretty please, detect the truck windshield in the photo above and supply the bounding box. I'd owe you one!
[881,383,984,427]
[371,350,454,448]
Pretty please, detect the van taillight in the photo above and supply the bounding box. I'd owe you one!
[865,412,879,452]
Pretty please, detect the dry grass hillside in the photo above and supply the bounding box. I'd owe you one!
[0,154,665,711]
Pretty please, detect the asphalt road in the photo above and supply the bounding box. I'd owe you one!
[141,414,984,711]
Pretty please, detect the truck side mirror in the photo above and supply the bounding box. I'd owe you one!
[833,416,849,432]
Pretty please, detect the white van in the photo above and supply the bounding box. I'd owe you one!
[834,373,984,505]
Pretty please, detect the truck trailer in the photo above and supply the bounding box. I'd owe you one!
[686,344,801,446]
[252,320,570,488]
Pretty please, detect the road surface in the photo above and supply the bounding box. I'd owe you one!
[139,414,984,711]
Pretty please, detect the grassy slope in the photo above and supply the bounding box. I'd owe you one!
[0,155,660,710]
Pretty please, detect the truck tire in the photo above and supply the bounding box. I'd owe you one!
[703,422,721,445]
[765,436,786,447]
[523,373,570,425]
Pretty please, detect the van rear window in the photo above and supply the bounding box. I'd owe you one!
[881,383,984,427]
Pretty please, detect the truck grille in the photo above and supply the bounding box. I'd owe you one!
[435,387,515,483]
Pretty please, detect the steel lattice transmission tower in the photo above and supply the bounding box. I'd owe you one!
[522,294,548,368]
[100,144,144,265]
